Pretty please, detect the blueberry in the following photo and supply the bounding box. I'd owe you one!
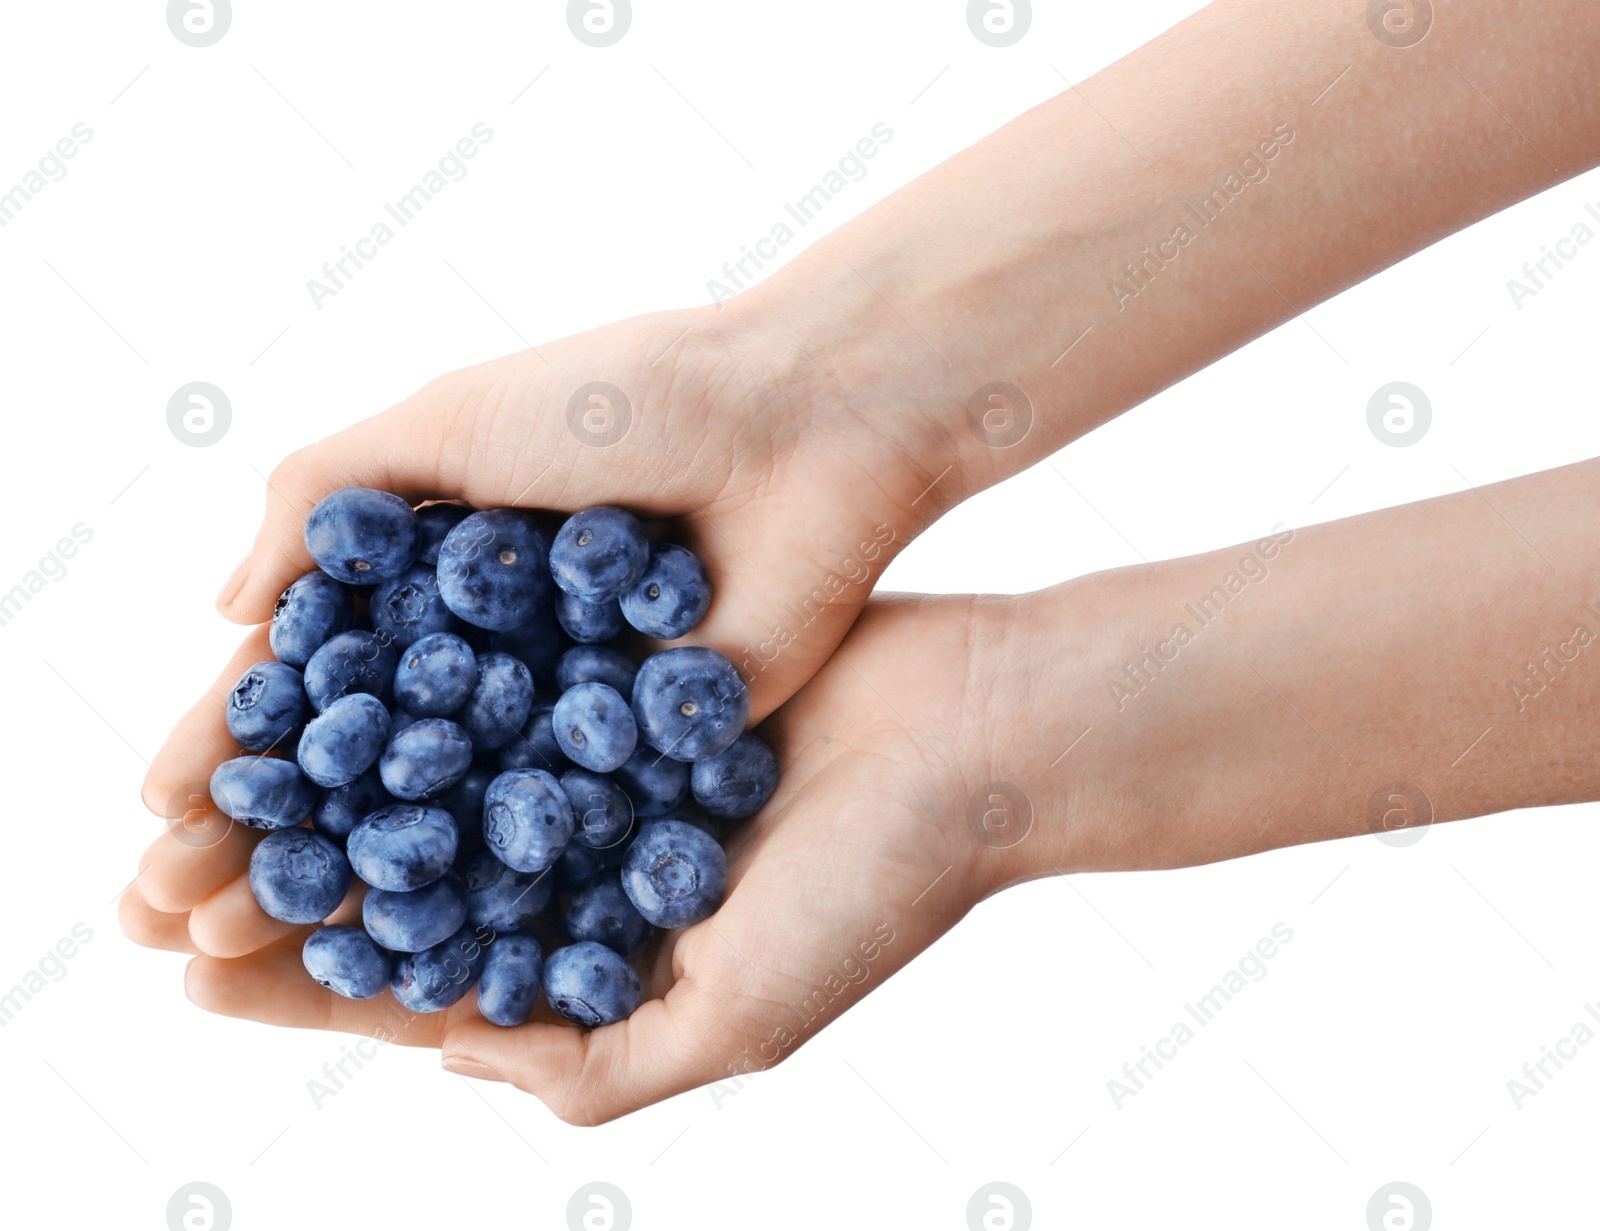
[631,647,748,762]
[621,819,727,929]
[483,769,574,873]
[225,661,307,753]
[393,632,477,716]
[553,682,637,773]
[489,605,571,682]
[566,876,652,956]
[363,873,468,952]
[554,590,624,644]
[611,746,689,817]
[461,848,555,933]
[497,706,568,774]
[436,509,552,631]
[210,756,317,830]
[690,732,779,820]
[379,718,474,801]
[302,628,400,713]
[458,652,535,752]
[390,926,487,1012]
[297,693,391,789]
[619,544,711,639]
[414,503,472,566]
[303,925,391,999]
[478,933,544,1027]
[249,828,351,924]
[556,645,637,697]
[559,768,634,849]
[313,768,391,842]
[549,506,649,602]
[554,823,633,890]
[543,941,643,1027]
[304,487,419,585]
[371,564,459,649]
[347,803,457,891]
[270,570,355,667]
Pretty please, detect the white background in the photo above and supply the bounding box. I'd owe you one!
[2,2,1597,1228]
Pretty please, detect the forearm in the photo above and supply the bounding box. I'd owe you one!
[974,454,1600,887]
[734,0,1600,512]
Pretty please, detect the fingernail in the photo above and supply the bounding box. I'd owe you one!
[443,1055,505,1083]
[216,555,251,609]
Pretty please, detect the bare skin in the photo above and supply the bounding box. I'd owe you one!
[123,0,1600,1123]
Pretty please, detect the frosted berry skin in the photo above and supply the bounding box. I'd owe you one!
[549,506,649,602]
[363,874,468,952]
[555,645,637,697]
[436,509,552,632]
[497,706,568,774]
[391,927,488,1013]
[392,632,477,717]
[552,681,638,773]
[621,819,727,929]
[690,732,779,820]
[371,564,459,650]
[414,503,472,566]
[379,718,474,801]
[560,768,634,849]
[631,647,749,763]
[611,746,690,817]
[565,875,653,956]
[544,941,643,1027]
[554,590,624,644]
[303,925,391,999]
[270,570,355,667]
[297,693,392,789]
[313,767,391,842]
[483,769,575,873]
[210,756,317,830]
[461,847,554,933]
[225,661,308,753]
[249,829,351,924]
[304,487,419,585]
[458,652,535,753]
[347,803,458,892]
[478,933,545,1027]
[619,544,711,639]
[302,629,400,713]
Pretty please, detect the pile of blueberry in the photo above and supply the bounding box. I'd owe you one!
[210,489,777,1028]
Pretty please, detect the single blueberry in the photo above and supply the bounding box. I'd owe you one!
[225,661,307,753]
[302,628,400,713]
[621,819,727,929]
[462,847,555,934]
[304,487,419,585]
[458,652,535,752]
[631,647,748,762]
[436,509,552,631]
[543,941,643,1027]
[478,933,544,1027]
[297,693,391,789]
[619,543,711,639]
[555,645,637,697]
[210,756,317,830]
[371,564,459,649]
[393,632,477,716]
[414,503,472,566]
[379,717,474,801]
[483,769,574,873]
[347,803,458,891]
[303,925,391,999]
[497,705,568,774]
[363,873,468,952]
[553,682,637,773]
[690,732,779,820]
[611,746,690,817]
[559,768,634,849]
[249,828,351,924]
[390,926,487,1012]
[565,875,653,957]
[549,506,649,602]
[313,767,391,842]
[270,570,355,667]
[554,590,624,644]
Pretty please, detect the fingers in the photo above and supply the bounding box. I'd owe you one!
[188,873,363,960]
[118,884,198,954]
[136,823,264,915]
